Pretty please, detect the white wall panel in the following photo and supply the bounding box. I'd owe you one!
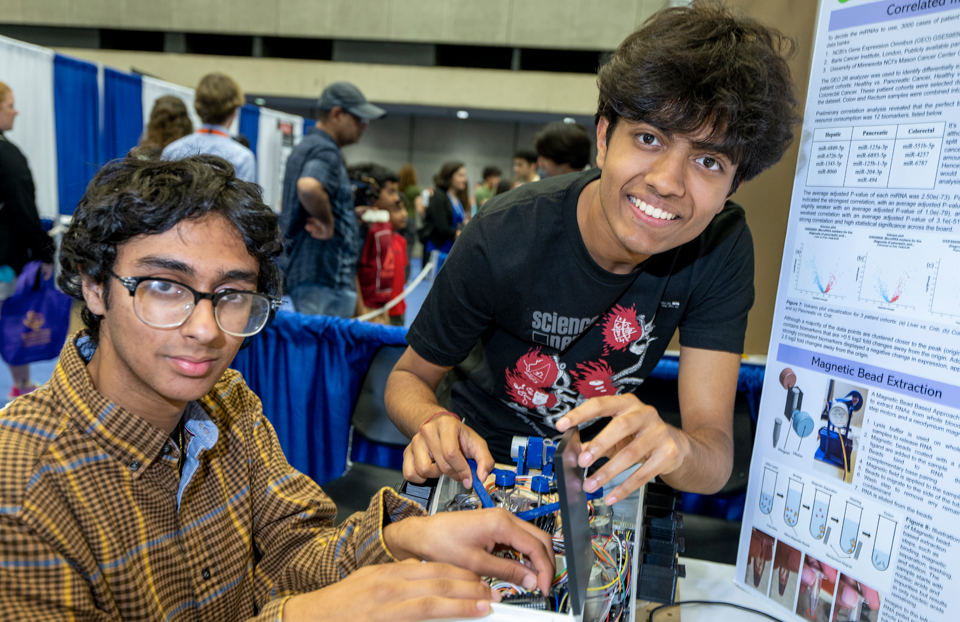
[0,35,58,219]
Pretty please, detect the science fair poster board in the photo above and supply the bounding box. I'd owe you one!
[735,1,960,621]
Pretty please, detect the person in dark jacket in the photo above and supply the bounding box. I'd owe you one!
[0,81,56,401]
[420,161,468,255]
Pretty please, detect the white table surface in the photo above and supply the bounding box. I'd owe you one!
[659,557,789,622]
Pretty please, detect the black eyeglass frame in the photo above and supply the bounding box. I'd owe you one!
[108,271,282,336]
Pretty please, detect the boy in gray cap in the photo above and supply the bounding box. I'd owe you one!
[280,82,385,317]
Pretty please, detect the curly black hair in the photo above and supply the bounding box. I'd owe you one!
[595,1,801,189]
[58,152,284,343]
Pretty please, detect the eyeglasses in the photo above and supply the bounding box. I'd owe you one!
[349,113,369,128]
[109,272,281,337]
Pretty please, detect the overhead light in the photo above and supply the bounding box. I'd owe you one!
[456,110,469,119]
[563,117,576,124]
[254,98,266,106]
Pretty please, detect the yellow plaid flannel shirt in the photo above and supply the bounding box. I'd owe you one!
[0,333,423,621]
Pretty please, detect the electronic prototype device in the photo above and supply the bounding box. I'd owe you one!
[814,379,862,474]
[411,429,684,622]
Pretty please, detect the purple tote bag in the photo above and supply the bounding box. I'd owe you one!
[0,261,73,365]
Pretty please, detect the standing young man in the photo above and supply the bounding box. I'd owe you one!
[474,166,502,208]
[162,72,257,183]
[280,82,385,318]
[385,3,800,506]
[0,154,553,620]
[511,149,540,187]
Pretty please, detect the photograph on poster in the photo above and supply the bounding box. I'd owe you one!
[831,573,881,622]
[772,540,803,612]
[746,528,775,595]
[798,555,837,622]
[812,379,867,484]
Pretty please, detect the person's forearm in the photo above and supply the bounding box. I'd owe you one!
[298,185,333,224]
[658,425,733,494]
[385,370,449,439]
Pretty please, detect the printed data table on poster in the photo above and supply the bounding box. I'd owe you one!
[736,2,960,622]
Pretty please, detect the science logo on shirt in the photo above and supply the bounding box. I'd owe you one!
[505,304,657,429]
[530,311,599,351]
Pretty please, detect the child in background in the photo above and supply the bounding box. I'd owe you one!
[353,164,408,326]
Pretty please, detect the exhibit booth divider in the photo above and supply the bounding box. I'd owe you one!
[0,33,314,219]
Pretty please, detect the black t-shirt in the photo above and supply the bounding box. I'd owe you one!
[407,168,755,462]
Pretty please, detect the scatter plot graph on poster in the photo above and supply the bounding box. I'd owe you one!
[931,256,960,319]
[791,239,853,299]
[858,251,927,309]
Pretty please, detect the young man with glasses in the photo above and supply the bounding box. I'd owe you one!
[280,82,385,318]
[0,154,554,620]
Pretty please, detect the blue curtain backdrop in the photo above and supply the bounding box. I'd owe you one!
[101,68,143,163]
[231,311,407,486]
[54,54,100,215]
[238,104,260,155]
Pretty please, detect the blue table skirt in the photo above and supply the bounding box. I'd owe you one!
[233,313,765,518]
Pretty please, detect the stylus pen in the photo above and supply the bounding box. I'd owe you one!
[467,459,495,508]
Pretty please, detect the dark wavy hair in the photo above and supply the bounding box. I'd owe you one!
[534,122,591,169]
[58,153,284,343]
[141,95,193,151]
[349,162,399,207]
[595,1,800,189]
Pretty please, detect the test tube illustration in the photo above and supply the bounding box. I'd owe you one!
[784,479,803,527]
[760,467,777,515]
[840,503,863,555]
[872,516,897,571]
[809,490,831,540]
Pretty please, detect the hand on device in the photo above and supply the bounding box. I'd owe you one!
[385,508,556,595]
[555,393,691,505]
[402,413,495,490]
[282,559,498,622]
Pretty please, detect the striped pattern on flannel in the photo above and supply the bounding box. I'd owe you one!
[0,333,423,621]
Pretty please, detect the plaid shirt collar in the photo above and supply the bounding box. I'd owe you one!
[51,332,219,480]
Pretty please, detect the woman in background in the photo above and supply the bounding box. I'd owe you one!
[420,161,467,256]
[0,81,56,402]
[140,95,193,153]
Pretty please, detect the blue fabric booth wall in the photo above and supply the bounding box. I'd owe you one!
[238,104,260,156]
[230,311,407,486]
[101,68,143,163]
[54,54,100,215]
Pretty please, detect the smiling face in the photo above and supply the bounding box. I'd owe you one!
[82,213,259,423]
[0,91,18,132]
[583,116,738,271]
